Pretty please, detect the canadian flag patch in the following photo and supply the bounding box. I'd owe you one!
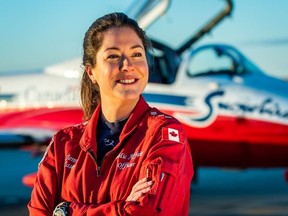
[162,127,184,143]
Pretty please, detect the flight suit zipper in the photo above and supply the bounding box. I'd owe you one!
[87,149,116,176]
[87,149,101,177]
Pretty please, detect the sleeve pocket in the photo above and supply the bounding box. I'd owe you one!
[145,157,179,195]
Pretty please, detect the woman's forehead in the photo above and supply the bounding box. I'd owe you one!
[100,27,143,48]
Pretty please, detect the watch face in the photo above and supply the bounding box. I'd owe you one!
[54,208,66,216]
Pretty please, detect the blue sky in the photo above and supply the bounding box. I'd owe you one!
[0,0,287,79]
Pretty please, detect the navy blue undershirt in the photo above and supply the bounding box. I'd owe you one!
[96,114,127,165]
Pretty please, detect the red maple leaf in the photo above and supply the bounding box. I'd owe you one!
[169,131,178,137]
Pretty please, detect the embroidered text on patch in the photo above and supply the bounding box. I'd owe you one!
[116,151,143,170]
[64,154,78,169]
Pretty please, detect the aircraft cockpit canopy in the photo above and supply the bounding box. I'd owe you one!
[148,39,181,84]
[187,44,264,78]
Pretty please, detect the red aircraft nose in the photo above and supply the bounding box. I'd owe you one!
[22,172,37,188]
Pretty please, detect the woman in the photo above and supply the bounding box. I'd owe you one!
[28,12,193,216]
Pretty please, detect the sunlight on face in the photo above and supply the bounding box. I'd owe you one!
[92,27,149,105]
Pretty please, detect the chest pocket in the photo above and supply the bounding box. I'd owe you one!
[144,157,179,195]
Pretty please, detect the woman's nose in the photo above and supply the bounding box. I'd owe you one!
[119,57,134,71]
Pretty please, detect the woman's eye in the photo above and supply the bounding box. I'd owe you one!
[132,52,142,57]
[108,55,118,58]
[107,54,119,59]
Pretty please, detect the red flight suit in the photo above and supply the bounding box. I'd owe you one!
[28,96,194,215]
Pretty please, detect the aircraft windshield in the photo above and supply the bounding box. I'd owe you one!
[187,45,264,77]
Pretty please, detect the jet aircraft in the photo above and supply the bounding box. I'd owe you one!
[0,0,287,187]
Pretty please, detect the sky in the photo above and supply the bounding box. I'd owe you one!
[0,0,288,79]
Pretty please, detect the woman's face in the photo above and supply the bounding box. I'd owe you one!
[87,27,149,104]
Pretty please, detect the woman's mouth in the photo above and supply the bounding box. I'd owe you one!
[118,79,138,84]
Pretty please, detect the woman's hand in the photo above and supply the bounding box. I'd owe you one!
[126,177,153,202]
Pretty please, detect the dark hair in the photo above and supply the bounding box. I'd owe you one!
[80,12,152,120]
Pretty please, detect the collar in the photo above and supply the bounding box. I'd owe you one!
[79,95,150,153]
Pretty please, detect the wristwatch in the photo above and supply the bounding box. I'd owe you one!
[53,202,70,216]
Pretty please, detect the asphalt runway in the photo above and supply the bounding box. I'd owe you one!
[190,168,288,215]
[1,150,288,215]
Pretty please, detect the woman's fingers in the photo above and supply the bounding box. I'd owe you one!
[126,178,154,201]
[132,178,153,191]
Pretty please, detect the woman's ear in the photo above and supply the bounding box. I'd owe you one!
[85,65,96,83]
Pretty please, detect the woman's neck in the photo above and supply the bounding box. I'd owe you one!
[100,97,139,123]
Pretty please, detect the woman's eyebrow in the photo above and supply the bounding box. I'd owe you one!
[104,47,120,52]
[104,44,144,52]
[131,45,144,50]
